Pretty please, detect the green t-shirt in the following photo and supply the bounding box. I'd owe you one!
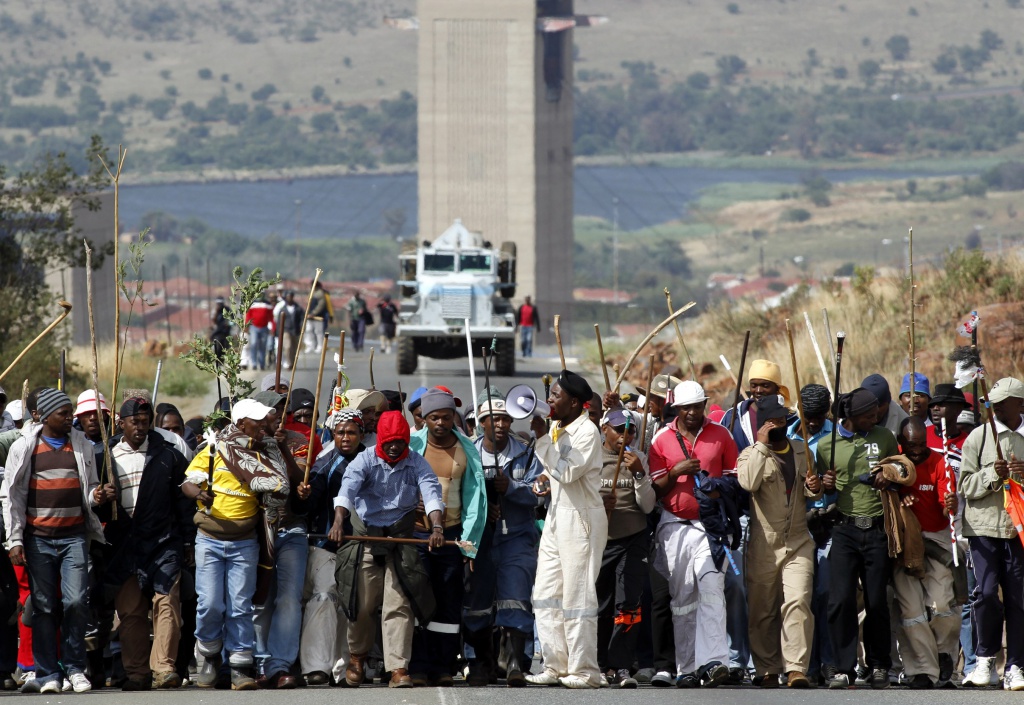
[814,425,898,518]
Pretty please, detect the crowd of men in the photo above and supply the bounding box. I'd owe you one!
[0,336,1020,693]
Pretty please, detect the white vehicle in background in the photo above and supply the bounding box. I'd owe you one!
[396,219,517,375]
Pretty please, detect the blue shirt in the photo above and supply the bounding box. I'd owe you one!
[334,446,444,527]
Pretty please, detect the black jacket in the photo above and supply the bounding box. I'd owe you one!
[96,431,193,598]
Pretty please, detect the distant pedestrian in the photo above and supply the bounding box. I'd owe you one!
[377,295,398,354]
[347,291,371,353]
[209,298,231,361]
[245,296,275,370]
[515,296,540,358]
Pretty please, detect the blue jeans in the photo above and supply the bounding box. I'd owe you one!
[520,326,534,357]
[249,325,270,370]
[254,532,308,677]
[724,514,751,671]
[350,320,366,351]
[194,534,259,665]
[24,534,89,684]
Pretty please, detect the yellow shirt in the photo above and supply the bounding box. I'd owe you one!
[185,450,261,521]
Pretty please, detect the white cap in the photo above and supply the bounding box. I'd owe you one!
[987,377,1024,404]
[75,390,110,416]
[6,400,23,422]
[231,399,275,424]
[956,410,976,426]
[671,380,707,407]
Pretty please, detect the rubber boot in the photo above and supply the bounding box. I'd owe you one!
[463,628,495,687]
[195,654,222,689]
[505,629,531,688]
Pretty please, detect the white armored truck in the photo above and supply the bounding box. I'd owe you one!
[396,219,517,375]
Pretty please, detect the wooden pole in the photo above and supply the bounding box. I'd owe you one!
[274,310,285,392]
[305,332,330,484]
[59,349,66,391]
[608,395,628,519]
[97,146,127,423]
[161,263,173,348]
[664,288,697,379]
[185,257,195,335]
[638,353,655,452]
[369,347,376,390]
[84,241,116,521]
[333,331,346,412]
[554,315,566,370]
[908,227,917,416]
[0,302,72,384]
[785,319,815,479]
[594,323,612,393]
[822,308,836,360]
[282,269,324,417]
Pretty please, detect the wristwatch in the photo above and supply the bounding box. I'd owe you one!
[431,525,444,532]
[632,470,646,481]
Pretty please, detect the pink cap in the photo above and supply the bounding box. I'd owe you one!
[74,390,110,416]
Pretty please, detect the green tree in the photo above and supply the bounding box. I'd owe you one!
[885,34,911,60]
[858,59,881,83]
[0,135,113,384]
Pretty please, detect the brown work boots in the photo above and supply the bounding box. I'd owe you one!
[389,669,412,688]
[344,654,365,687]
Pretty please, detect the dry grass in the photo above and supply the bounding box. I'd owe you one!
[66,342,212,419]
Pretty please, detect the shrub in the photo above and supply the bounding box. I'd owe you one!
[885,35,911,61]
[198,68,213,80]
[782,208,812,223]
[251,83,277,101]
[686,72,711,89]
[716,55,747,84]
[933,51,957,74]
[12,76,44,97]
[858,59,881,83]
[726,3,740,13]
[146,98,174,120]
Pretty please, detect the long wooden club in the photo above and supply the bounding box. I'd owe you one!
[0,301,73,384]
[594,323,612,393]
[612,301,697,389]
[665,288,697,379]
[305,331,330,484]
[785,319,815,480]
[84,242,116,521]
[282,269,323,418]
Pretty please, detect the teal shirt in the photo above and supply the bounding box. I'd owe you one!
[814,424,898,518]
[409,427,487,558]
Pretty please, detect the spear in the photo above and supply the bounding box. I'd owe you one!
[664,288,697,379]
[638,353,655,452]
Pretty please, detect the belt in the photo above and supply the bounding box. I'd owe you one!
[835,514,884,530]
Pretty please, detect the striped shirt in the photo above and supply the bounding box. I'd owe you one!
[26,436,85,537]
[112,438,148,517]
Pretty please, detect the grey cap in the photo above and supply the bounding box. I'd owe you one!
[420,388,458,417]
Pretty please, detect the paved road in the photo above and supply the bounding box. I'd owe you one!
[6,683,1001,702]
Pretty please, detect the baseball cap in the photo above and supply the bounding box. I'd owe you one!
[119,396,152,419]
[75,390,111,416]
[987,377,1024,404]
[231,399,275,425]
[288,388,315,413]
[755,394,788,421]
[347,389,387,412]
[6,400,23,422]
[671,381,707,407]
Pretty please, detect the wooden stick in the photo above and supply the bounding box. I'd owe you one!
[84,241,116,521]
[398,380,409,423]
[613,301,698,389]
[728,331,751,435]
[554,314,566,370]
[305,332,330,483]
[334,330,346,412]
[59,349,66,391]
[274,309,285,391]
[594,323,612,393]
[20,379,28,411]
[369,347,376,390]
[981,377,1004,461]
[0,301,72,384]
[664,288,697,379]
[786,319,815,479]
[908,227,917,416]
[282,269,323,417]
[638,353,655,452]
[306,533,473,549]
[97,146,127,430]
[804,311,833,395]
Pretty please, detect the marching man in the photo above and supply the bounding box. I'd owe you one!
[527,370,607,689]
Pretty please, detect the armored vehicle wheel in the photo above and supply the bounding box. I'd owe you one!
[397,337,417,375]
[495,338,516,376]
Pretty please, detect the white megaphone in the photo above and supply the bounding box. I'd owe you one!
[506,384,550,420]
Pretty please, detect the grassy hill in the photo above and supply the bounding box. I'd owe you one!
[2,0,1024,174]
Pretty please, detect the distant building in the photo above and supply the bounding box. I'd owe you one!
[417,0,576,341]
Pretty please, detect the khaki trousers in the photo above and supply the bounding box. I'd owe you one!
[116,575,181,679]
[745,537,814,676]
[347,549,413,671]
[893,531,960,682]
